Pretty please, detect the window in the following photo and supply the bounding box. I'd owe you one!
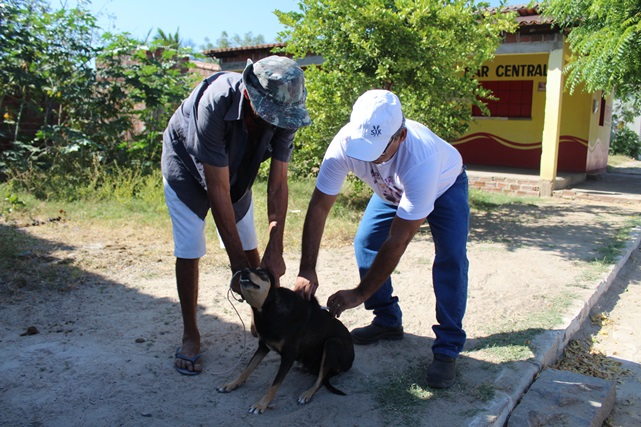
[472,80,533,119]
[599,97,606,126]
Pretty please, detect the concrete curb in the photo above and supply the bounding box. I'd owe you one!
[507,369,617,426]
[470,225,641,426]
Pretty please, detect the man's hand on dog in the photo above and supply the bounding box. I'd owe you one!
[260,252,285,288]
[293,271,319,300]
[327,289,365,318]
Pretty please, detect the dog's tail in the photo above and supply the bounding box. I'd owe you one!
[323,378,347,396]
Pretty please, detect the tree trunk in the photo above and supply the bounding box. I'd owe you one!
[13,86,26,143]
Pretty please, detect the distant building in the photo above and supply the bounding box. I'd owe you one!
[454,4,612,195]
[204,43,322,72]
[190,60,221,79]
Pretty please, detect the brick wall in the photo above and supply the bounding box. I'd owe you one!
[468,174,541,197]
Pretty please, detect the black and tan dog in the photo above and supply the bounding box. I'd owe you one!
[217,268,354,414]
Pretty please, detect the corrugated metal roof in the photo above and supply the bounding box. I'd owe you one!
[204,42,286,56]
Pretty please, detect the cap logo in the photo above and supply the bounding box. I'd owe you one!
[371,125,382,137]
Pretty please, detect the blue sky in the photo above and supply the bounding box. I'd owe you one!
[64,0,527,49]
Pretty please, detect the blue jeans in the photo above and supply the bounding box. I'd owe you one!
[354,170,469,358]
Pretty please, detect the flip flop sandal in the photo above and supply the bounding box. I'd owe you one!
[174,347,201,376]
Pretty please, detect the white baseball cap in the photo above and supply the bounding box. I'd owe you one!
[345,90,404,161]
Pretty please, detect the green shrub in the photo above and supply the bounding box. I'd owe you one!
[610,125,641,159]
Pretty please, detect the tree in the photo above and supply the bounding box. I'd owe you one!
[539,0,641,108]
[610,93,641,158]
[275,0,516,176]
[0,0,198,185]
[96,34,200,168]
[201,31,266,51]
[152,28,183,48]
[0,0,101,173]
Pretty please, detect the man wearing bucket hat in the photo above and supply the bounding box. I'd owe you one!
[293,89,469,388]
[161,55,311,375]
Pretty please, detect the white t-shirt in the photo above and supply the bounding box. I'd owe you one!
[316,119,463,220]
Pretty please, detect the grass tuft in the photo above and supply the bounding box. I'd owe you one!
[374,364,437,426]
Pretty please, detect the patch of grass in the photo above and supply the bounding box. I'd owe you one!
[527,291,576,327]
[592,216,641,265]
[607,154,637,168]
[469,188,540,212]
[473,383,496,402]
[465,329,540,364]
[374,365,439,426]
[1,169,167,225]
[0,222,29,263]
[570,259,611,289]
[467,291,576,364]
[0,223,90,297]
[474,344,533,364]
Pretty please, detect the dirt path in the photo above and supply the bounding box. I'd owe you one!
[1,194,640,426]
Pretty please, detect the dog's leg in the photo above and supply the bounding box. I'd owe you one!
[248,354,296,414]
[297,351,327,404]
[298,337,351,404]
[217,342,270,393]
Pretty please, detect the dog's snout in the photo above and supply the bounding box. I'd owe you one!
[239,276,258,288]
[239,268,265,289]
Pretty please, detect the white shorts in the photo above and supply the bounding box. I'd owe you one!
[163,178,258,259]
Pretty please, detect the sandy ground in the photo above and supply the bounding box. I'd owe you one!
[1,176,640,426]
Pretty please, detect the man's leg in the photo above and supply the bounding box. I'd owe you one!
[164,179,207,374]
[351,195,403,344]
[175,257,202,373]
[425,170,469,387]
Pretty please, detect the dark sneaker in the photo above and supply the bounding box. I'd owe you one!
[426,354,457,389]
[350,322,404,345]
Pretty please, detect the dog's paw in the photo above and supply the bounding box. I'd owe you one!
[248,395,272,414]
[216,383,238,393]
[297,390,314,405]
[248,403,267,414]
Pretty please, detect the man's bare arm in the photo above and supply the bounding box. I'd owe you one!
[203,163,250,273]
[260,158,289,283]
[294,187,338,299]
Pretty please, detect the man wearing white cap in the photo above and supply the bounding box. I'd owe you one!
[294,89,469,388]
[162,55,311,375]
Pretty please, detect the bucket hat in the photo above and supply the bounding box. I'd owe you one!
[242,55,311,130]
[346,90,403,161]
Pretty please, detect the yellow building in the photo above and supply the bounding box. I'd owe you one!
[454,5,612,195]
